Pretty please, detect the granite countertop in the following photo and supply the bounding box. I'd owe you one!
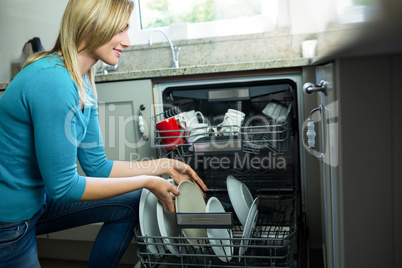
[0,57,313,90]
[95,58,313,83]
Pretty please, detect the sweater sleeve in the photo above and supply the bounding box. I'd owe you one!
[77,100,114,178]
[27,67,86,203]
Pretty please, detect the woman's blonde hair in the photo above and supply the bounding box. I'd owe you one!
[24,0,134,105]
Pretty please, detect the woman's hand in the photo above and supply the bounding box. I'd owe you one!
[108,158,208,204]
[145,176,180,214]
[161,158,208,195]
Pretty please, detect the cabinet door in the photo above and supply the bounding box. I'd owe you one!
[335,56,399,268]
[315,63,339,268]
[96,80,156,161]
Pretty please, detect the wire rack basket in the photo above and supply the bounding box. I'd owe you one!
[135,197,298,268]
[241,103,292,155]
[151,101,293,158]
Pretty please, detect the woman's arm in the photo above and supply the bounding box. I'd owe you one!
[80,157,207,214]
[109,158,207,192]
[81,175,180,213]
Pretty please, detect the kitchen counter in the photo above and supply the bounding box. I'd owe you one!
[94,58,312,83]
[0,58,313,90]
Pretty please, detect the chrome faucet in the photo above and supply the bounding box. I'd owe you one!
[148,29,180,68]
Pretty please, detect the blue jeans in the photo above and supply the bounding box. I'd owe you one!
[0,190,141,268]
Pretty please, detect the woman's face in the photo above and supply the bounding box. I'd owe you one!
[91,21,131,66]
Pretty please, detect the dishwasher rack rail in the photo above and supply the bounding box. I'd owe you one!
[134,200,297,268]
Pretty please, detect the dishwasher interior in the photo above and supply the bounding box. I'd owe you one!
[135,74,303,268]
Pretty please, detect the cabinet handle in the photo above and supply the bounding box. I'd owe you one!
[307,119,316,149]
[304,106,324,161]
[139,105,148,141]
[139,115,145,134]
[303,80,327,95]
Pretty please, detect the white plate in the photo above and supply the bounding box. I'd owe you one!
[226,175,254,226]
[239,197,259,261]
[206,197,233,262]
[139,188,165,256]
[176,180,207,245]
[156,179,181,257]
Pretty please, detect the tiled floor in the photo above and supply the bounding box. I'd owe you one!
[39,258,135,268]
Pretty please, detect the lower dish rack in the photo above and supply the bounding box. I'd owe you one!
[134,199,297,268]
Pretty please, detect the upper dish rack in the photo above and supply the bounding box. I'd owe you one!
[151,101,293,157]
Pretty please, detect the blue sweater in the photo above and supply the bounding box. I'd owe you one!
[0,55,113,222]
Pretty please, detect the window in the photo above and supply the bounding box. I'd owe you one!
[128,0,382,45]
[129,0,278,45]
[140,0,267,29]
[337,0,381,24]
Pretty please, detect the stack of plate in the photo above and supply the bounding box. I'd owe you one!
[139,188,165,257]
[139,176,258,262]
[175,180,207,246]
[206,197,233,262]
[156,179,181,257]
[226,175,259,260]
[139,179,209,255]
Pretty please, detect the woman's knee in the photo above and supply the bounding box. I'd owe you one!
[105,190,142,223]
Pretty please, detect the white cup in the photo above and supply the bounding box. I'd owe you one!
[218,109,245,134]
[188,123,209,143]
[227,109,245,118]
[302,40,317,58]
[175,110,205,129]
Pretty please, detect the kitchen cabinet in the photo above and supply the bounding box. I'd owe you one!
[306,55,402,268]
[336,55,401,268]
[96,79,157,161]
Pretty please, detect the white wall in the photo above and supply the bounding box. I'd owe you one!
[0,0,68,82]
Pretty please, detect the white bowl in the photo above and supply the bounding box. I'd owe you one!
[206,197,233,262]
[139,188,165,256]
[156,179,181,257]
[176,180,207,245]
[226,175,253,226]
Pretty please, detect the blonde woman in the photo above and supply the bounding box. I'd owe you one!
[0,0,206,267]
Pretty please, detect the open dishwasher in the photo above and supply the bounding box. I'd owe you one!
[135,73,303,268]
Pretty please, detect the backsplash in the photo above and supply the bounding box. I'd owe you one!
[116,23,362,72]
